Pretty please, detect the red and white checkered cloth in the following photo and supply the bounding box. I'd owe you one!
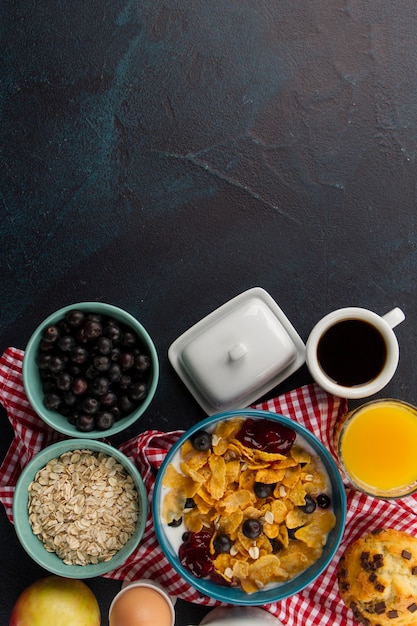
[2,346,417,625]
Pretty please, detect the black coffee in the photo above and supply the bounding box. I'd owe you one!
[317,319,387,386]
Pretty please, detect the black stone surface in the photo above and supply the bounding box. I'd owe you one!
[1,2,417,624]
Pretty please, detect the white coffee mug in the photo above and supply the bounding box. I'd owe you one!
[305,307,405,399]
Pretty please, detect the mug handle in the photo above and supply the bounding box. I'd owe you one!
[382,307,405,329]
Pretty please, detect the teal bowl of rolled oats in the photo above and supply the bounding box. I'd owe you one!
[12,439,147,578]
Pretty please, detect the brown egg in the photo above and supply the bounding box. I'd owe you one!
[109,586,173,626]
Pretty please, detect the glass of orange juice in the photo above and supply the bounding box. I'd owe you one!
[337,399,417,498]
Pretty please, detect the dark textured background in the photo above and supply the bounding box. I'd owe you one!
[1,1,417,624]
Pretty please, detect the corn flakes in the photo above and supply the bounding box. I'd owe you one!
[161,416,336,594]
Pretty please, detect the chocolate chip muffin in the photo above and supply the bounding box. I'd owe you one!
[338,529,417,625]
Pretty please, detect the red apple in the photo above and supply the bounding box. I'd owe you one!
[9,576,100,626]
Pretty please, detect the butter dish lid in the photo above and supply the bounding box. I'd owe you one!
[168,287,306,415]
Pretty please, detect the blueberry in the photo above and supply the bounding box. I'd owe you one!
[42,325,60,343]
[66,309,86,327]
[37,353,51,369]
[59,404,72,417]
[288,526,302,540]
[110,348,121,362]
[269,538,284,553]
[103,324,122,344]
[71,377,88,396]
[70,346,89,365]
[118,394,135,415]
[107,363,122,383]
[190,430,212,452]
[110,405,123,421]
[100,391,117,407]
[67,412,77,425]
[185,498,196,509]
[317,493,331,509]
[81,396,100,415]
[168,517,183,527]
[93,355,111,372]
[118,374,132,390]
[128,381,147,402]
[63,390,78,407]
[48,355,66,375]
[56,372,72,391]
[76,414,95,432]
[43,392,62,411]
[96,411,115,430]
[83,319,102,340]
[254,482,275,498]
[134,354,151,374]
[39,340,54,352]
[91,376,110,396]
[213,534,232,554]
[121,331,137,348]
[242,518,262,539]
[85,364,99,380]
[299,494,316,514]
[57,319,71,335]
[87,313,103,323]
[58,335,75,352]
[95,336,113,355]
[119,352,135,370]
[75,327,88,344]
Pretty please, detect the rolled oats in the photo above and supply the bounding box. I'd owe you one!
[28,449,139,566]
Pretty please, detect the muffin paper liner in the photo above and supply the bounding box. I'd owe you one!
[2,346,417,625]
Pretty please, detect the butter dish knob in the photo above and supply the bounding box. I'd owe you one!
[228,343,247,361]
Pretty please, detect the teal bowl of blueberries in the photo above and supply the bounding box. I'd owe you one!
[22,302,159,438]
[153,409,346,605]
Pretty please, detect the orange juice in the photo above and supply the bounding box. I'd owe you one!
[339,400,417,497]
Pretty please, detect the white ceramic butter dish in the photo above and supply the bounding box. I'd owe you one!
[168,287,305,414]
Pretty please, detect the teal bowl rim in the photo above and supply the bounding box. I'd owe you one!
[13,438,148,578]
[153,409,347,606]
[22,301,159,438]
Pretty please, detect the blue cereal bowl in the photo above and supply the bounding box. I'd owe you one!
[153,409,346,605]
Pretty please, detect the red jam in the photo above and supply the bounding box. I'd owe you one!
[179,531,214,578]
[235,418,296,454]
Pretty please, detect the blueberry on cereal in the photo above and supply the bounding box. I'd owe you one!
[254,482,275,498]
[242,518,262,539]
[213,534,233,554]
[190,430,212,451]
[299,494,316,514]
[317,493,331,509]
